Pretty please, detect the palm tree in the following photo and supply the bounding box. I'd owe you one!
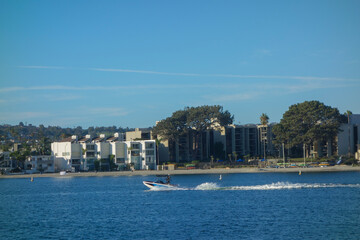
[155,138,163,167]
[260,113,269,160]
[233,151,238,162]
[346,110,352,156]
[260,113,269,125]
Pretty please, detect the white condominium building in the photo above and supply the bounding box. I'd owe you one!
[51,133,156,171]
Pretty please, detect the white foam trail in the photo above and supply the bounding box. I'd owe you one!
[194,182,220,190]
[146,182,360,192]
[192,182,360,191]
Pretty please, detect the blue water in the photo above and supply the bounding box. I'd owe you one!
[1,172,360,240]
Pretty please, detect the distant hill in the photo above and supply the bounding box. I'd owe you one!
[0,123,136,144]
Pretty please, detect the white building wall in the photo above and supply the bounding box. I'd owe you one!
[71,144,82,159]
[111,142,127,165]
[142,140,156,170]
[52,135,155,171]
[51,141,82,171]
[124,140,156,170]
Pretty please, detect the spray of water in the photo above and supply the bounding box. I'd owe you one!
[193,182,360,191]
[146,182,360,191]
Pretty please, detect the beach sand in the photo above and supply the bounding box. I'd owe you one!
[1,165,360,179]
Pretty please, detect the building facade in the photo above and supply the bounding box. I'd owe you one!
[126,128,153,141]
[337,114,360,156]
[24,155,55,174]
[124,140,156,170]
[157,124,264,163]
[257,123,276,158]
[51,133,156,171]
[224,124,260,158]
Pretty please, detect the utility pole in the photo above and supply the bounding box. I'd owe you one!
[303,143,306,167]
[282,142,285,166]
[348,113,351,157]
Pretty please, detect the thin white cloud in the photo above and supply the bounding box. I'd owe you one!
[91,67,357,81]
[16,65,358,82]
[1,81,358,94]
[0,84,244,93]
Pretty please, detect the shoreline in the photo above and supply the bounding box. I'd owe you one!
[1,165,360,179]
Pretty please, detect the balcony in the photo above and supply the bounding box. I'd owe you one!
[131,151,140,156]
[131,144,140,150]
[72,159,81,165]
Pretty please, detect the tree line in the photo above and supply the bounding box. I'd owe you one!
[152,105,234,161]
[153,102,351,161]
[0,124,133,152]
[1,101,352,163]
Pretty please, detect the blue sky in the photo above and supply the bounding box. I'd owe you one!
[1,0,359,128]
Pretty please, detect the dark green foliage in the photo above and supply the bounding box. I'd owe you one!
[0,123,133,162]
[109,155,117,171]
[9,143,31,163]
[152,109,189,141]
[186,105,234,132]
[94,160,100,171]
[153,105,233,161]
[0,124,131,143]
[273,100,342,148]
[153,105,234,140]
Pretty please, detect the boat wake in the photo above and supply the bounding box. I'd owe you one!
[193,182,360,191]
[147,181,360,191]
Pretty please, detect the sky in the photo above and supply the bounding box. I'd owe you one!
[0,0,359,128]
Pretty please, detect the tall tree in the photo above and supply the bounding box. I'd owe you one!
[345,110,352,156]
[152,109,189,142]
[259,113,269,160]
[153,105,233,161]
[273,101,342,156]
[188,105,233,160]
[345,110,352,124]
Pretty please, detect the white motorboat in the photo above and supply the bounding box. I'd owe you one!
[143,180,177,190]
[143,175,177,190]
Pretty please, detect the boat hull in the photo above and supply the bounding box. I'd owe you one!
[143,181,176,190]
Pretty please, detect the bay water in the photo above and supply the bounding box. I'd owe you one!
[1,172,360,239]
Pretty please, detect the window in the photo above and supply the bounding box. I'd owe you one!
[131,143,140,149]
[146,143,154,149]
[146,150,154,155]
[86,144,95,150]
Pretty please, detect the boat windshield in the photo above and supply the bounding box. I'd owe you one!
[155,175,171,184]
